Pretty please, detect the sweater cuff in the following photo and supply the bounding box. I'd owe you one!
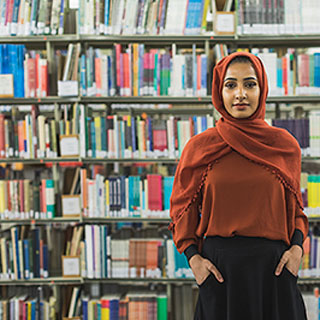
[290,229,304,253]
[184,244,199,263]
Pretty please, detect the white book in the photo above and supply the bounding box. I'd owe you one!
[94,225,101,278]
[122,0,138,35]
[165,0,188,35]
[111,0,125,35]
[85,225,94,278]
[258,52,278,96]
[166,239,175,278]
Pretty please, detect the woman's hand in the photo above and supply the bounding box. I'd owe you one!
[189,254,224,285]
[275,245,303,277]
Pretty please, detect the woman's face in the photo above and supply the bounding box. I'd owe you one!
[222,62,260,119]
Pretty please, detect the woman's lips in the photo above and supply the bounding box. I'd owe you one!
[233,104,249,110]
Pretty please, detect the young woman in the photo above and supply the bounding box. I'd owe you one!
[169,51,309,320]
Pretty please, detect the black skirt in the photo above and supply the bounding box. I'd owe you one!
[194,235,307,320]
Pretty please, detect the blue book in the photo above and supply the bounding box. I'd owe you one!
[101,116,107,156]
[11,0,21,35]
[163,176,174,211]
[104,226,108,277]
[31,300,36,320]
[32,228,40,278]
[193,116,198,135]
[201,55,207,94]
[120,120,125,158]
[110,299,120,320]
[120,176,126,212]
[91,120,96,158]
[314,53,320,87]
[276,58,283,90]
[12,227,21,279]
[23,239,30,279]
[128,176,135,212]
[104,0,110,32]
[201,116,207,131]
[131,117,137,154]
[185,0,198,34]
[80,54,87,96]
[82,298,89,320]
[43,244,48,278]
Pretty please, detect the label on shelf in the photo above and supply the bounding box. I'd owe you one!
[58,81,78,97]
[0,74,14,97]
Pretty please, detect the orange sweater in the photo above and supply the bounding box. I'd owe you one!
[172,150,309,255]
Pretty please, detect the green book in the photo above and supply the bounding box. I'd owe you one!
[157,295,168,320]
[45,179,55,218]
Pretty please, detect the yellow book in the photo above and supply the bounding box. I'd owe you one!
[1,238,7,275]
[201,0,210,32]
[94,116,102,158]
[101,297,110,320]
[24,180,30,215]
[27,301,31,320]
[0,181,5,214]
[307,178,313,209]
[105,180,109,215]
[66,120,70,136]
[127,115,132,153]
[133,44,139,96]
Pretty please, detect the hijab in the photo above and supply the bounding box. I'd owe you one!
[169,51,303,231]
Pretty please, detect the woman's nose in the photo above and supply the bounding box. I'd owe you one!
[235,86,246,100]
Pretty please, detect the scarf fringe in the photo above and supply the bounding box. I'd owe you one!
[168,160,218,231]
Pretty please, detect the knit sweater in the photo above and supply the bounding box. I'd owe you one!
[170,149,309,260]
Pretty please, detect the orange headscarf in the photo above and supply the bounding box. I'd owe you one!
[169,51,303,232]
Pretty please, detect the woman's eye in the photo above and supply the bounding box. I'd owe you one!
[245,82,257,88]
[225,82,236,89]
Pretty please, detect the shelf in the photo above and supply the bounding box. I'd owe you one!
[0,276,316,286]
[0,157,179,164]
[83,217,170,223]
[80,35,234,45]
[1,95,320,105]
[82,96,212,104]
[84,277,195,284]
[0,217,81,224]
[0,277,82,286]
[0,35,79,44]
[0,97,79,105]
[236,35,320,47]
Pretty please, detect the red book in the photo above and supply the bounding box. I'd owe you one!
[40,239,44,278]
[0,114,5,158]
[152,119,167,152]
[27,58,36,98]
[95,57,102,97]
[35,54,41,97]
[115,44,122,90]
[123,53,130,96]
[41,60,48,97]
[147,174,162,211]
[19,180,24,214]
[7,181,11,213]
[298,54,309,87]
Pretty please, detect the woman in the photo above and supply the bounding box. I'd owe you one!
[169,51,309,320]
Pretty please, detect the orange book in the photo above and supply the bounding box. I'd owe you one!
[81,169,87,216]
[35,53,41,97]
[133,44,139,96]
[282,56,288,95]
[123,52,130,96]
[146,240,159,270]
[18,121,24,157]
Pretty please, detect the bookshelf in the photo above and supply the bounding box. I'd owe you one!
[1,0,320,318]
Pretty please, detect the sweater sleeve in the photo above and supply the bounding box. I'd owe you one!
[293,206,309,244]
[171,198,201,254]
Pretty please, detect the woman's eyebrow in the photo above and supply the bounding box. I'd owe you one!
[224,76,257,82]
